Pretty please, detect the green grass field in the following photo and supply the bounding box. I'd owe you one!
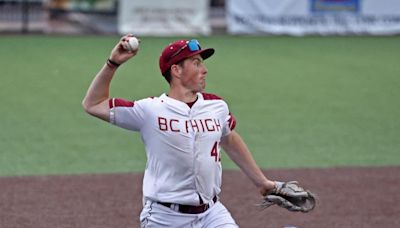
[1,35,399,176]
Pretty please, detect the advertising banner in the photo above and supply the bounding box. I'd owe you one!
[119,0,211,36]
[47,0,117,12]
[227,0,400,35]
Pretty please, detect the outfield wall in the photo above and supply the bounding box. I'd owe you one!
[227,0,400,35]
[2,0,400,35]
[118,0,400,36]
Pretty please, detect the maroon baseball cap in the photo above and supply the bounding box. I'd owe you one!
[159,39,215,76]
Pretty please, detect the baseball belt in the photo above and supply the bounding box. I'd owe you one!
[159,196,218,214]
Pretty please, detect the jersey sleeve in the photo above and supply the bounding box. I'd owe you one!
[109,98,147,131]
[201,92,237,137]
[222,112,237,137]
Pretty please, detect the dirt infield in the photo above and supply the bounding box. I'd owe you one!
[1,166,399,228]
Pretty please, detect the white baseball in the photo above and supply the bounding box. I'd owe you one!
[126,37,139,51]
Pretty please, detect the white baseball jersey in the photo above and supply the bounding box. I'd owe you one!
[109,92,236,205]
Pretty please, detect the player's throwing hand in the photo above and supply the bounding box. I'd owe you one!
[108,34,140,67]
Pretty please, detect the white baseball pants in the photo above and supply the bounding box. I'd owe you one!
[140,200,239,228]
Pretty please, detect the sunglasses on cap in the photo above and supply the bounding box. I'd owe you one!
[169,39,201,60]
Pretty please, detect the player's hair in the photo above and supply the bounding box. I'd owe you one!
[163,60,185,84]
[164,70,172,84]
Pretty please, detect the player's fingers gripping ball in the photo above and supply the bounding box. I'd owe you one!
[122,36,140,52]
[258,181,316,213]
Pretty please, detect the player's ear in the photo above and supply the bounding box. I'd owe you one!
[171,64,183,78]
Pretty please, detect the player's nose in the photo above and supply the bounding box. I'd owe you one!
[202,65,208,75]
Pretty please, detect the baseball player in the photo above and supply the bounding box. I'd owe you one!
[82,34,277,227]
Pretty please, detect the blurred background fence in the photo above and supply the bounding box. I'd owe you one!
[1,0,400,36]
[0,0,226,35]
[0,0,47,33]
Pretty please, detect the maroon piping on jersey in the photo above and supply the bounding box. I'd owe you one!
[109,98,134,108]
[201,93,222,100]
[228,113,236,130]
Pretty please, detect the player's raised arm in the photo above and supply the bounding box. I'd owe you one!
[82,34,139,121]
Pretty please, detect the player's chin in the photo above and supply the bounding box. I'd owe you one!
[193,81,205,92]
[200,83,206,91]
[201,80,206,88]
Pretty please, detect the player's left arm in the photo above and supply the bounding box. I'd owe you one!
[220,130,276,195]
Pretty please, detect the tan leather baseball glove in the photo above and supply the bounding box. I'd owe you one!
[259,181,316,213]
